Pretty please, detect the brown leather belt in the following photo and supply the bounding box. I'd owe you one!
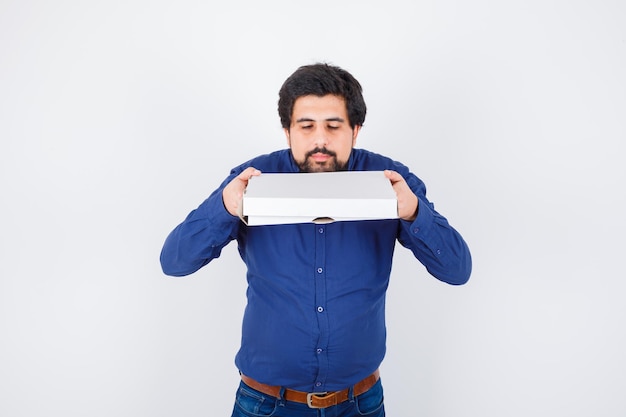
[240,369,380,409]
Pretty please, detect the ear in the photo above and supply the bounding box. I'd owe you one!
[352,125,361,146]
[284,128,291,146]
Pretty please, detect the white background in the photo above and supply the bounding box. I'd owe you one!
[1,1,625,416]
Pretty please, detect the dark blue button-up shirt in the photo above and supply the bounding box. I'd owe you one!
[160,148,471,392]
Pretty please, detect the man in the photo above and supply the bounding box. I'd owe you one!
[160,63,471,417]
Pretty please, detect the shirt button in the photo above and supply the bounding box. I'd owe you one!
[436,249,442,255]
[318,228,324,233]
[317,306,324,313]
[317,267,323,274]
[413,227,420,233]
[316,348,323,354]
[315,382,322,387]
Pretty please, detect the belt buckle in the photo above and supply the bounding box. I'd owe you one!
[306,392,328,408]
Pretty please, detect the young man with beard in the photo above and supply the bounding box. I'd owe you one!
[160,63,472,417]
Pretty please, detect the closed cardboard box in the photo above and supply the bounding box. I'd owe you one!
[241,171,398,226]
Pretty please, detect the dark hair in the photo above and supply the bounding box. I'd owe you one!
[278,63,367,129]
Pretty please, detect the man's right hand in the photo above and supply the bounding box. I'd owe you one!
[222,167,262,216]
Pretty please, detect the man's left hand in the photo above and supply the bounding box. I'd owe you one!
[384,170,419,221]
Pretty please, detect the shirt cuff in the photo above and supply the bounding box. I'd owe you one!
[199,190,241,228]
[402,196,435,240]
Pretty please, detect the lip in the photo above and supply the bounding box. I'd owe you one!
[310,153,331,162]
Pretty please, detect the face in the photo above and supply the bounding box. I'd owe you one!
[285,94,361,172]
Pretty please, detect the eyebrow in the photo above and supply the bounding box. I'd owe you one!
[296,117,346,123]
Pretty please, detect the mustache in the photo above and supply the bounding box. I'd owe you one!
[306,147,337,158]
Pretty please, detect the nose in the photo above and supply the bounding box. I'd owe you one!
[312,126,328,147]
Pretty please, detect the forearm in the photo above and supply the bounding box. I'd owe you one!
[160,187,240,276]
[399,196,472,285]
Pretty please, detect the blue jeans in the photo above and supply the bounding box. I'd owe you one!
[230,379,385,417]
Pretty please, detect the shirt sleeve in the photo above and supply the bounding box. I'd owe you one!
[396,172,472,285]
[159,174,242,277]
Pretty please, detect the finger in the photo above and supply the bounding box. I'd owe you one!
[384,169,403,184]
[239,167,262,182]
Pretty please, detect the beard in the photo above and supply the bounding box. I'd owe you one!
[295,147,349,173]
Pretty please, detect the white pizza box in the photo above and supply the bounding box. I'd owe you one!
[240,171,398,226]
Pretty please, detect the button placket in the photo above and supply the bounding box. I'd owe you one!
[313,224,329,390]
